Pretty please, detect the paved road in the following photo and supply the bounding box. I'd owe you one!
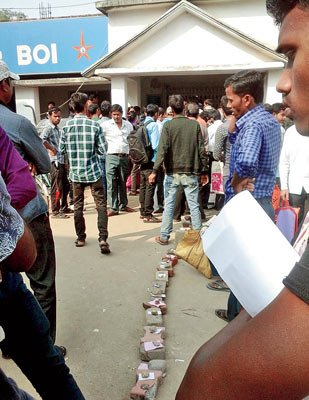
[3,193,227,399]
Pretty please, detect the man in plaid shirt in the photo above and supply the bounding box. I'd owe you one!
[60,92,110,254]
[215,70,281,323]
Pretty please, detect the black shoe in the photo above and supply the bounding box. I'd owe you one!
[55,345,67,357]
[154,208,164,214]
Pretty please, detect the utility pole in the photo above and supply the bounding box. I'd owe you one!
[39,3,52,19]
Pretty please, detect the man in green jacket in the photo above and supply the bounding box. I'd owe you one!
[149,94,209,245]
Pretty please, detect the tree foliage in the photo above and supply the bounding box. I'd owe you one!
[0,9,27,21]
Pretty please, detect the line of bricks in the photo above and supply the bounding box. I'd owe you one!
[123,248,179,400]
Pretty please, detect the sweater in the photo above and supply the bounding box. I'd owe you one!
[152,114,209,175]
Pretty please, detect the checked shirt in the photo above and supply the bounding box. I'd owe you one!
[59,114,107,183]
[225,105,281,203]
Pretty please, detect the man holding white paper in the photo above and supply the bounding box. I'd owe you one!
[176,2,309,399]
[218,70,281,321]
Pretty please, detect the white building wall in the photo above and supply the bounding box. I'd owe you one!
[199,0,280,50]
[15,86,40,125]
[108,4,171,51]
[107,0,280,53]
[265,70,283,104]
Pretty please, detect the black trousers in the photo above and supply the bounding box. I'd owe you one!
[27,214,57,343]
[139,163,156,218]
[73,178,108,242]
[289,188,309,226]
[50,162,70,214]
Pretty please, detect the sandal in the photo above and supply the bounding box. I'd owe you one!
[75,240,85,247]
[207,280,230,292]
[143,216,161,223]
[215,309,229,323]
[99,241,110,254]
[155,236,169,245]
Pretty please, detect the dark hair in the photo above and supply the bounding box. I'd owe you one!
[100,100,111,117]
[89,93,99,101]
[272,102,286,114]
[111,104,123,114]
[88,103,99,116]
[68,102,75,113]
[186,102,199,117]
[70,92,88,113]
[47,101,55,109]
[169,94,184,114]
[203,109,220,121]
[266,0,308,26]
[146,103,159,117]
[199,111,208,123]
[127,110,137,123]
[48,106,60,115]
[205,98,215,107]
[133,106,141,114]
[158,107,165,117]
[224,70,264,104]
[264,103,273,113]
[220,96,233,116]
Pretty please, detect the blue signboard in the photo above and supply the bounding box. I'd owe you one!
[0,16,108,75]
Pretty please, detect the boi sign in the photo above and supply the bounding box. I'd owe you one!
[17,44,58,66]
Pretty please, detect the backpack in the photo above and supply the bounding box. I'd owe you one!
[128,120,154,164]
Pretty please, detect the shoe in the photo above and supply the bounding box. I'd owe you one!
[52,212,70,219]
[62,208,74,214]
[143,216,161,223]
[173,218,181,222]
[207,280,230,292]
[215,309,229,323]
[55,345,67,357]
[154,208,164,214]
[107,211,119,217]
[120,207,135,212]
[75,239,85,247]
[99,241,111,254]
[140,214,146,219]
[129,191,138,196]
[155,236,169,245]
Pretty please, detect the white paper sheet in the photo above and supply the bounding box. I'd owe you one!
[202,191,300,317]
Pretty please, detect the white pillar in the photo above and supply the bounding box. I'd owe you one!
[111,76,128,114]
[15,86,41,125]
[265,70,284,104]
[128,77,141,107]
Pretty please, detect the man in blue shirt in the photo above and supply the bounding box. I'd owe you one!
[139,104,161,223]
[218,70,281,322]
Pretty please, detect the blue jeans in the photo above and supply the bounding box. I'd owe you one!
[0,272,84,400]
[227,196,275,321]
[160,173,201,241]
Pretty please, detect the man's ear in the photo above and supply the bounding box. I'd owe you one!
[243,94,255,108]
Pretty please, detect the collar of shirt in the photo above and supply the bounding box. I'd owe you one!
[229,105,263,145]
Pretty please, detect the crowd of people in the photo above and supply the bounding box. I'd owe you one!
[1,0,309,398]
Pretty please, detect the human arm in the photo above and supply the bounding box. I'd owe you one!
[41,125,57,156]
[231,173,255,193]
[19,119,51,174]
[176,288,309,400]
[96,125,108,156]
[279,132,290,199]
[0,176,37,272]
[152,123,169,174]
[213,125,227,161]
[197,124,209,176]
[0,126,37,209]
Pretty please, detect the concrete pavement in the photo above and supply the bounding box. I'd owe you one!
[2,193,227,399]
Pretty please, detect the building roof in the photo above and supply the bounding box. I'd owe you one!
[84,0,285,78]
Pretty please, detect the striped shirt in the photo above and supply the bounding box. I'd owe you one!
[225,105,281,202]
[59,114,107,183]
